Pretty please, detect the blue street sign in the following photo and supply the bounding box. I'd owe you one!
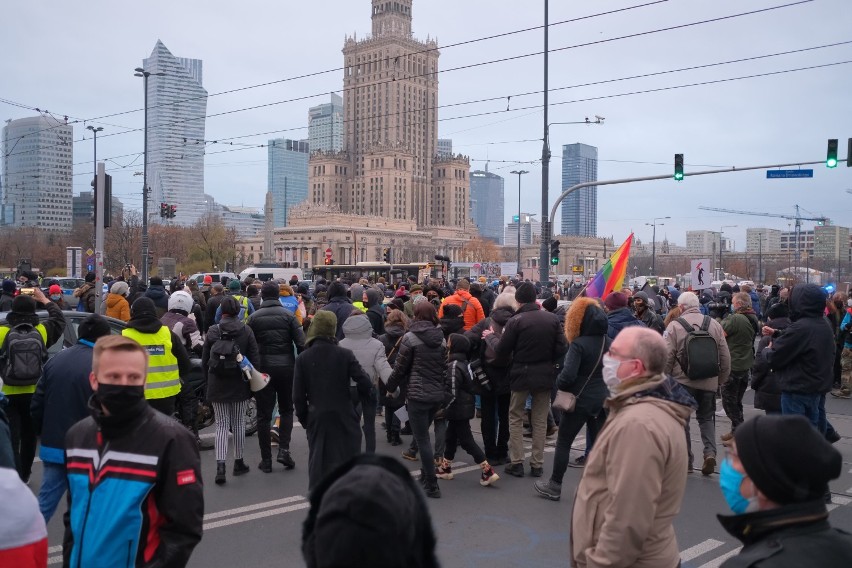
[87,264,93,272]
[766,169,813,179]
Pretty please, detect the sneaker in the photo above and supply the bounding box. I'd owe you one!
[831,387,851,399]
[401,449,418,461]
[568,455,586,468]
[504,462,525,477]
[701,455,717,476]
[534,479,562,501]
[480,466,499,486]
[530,466,544,478]
[270,426,280,445]
[436,460,454,480]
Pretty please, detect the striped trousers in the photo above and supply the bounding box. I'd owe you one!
[212,400,248,462]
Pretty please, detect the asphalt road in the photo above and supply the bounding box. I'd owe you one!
[36,393,852,568]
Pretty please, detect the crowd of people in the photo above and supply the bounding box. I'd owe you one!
[0,267,850,567]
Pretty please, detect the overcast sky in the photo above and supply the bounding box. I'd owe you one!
[2,0,851,249]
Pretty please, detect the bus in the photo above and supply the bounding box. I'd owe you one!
[311,262,442,285]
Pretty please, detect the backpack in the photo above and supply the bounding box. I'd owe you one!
[1,323,48,387]
[676,316,720,381]
[208,328,240,375]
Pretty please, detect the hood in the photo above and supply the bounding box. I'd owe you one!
[342,314,374,339]
[383,324,406,341]
[609,374,697,425]
[365,288,383,308]
[146,285,167,300]
[409,320,444,348]
[789,283,827,320]
[564,297,607,341]
[490,306,515,326]
[126,314,163,334]
[218,317,245,334]
[767,316,791,331]
[453,289,474,302]
[73,282,95,297]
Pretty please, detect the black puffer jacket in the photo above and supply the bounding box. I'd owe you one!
[144,285,170,317]
[764,284,835,394]
[557,298,611,399]
[445,354,476,421]
[386,321,448,405]
[751,316,791,412]
[378,324,407,408]
[202,317,259,403]
[492,302,568,392]
[466,306,514,395]
[248,298,306,369]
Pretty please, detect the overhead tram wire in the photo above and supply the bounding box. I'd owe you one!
[5,0,817,160]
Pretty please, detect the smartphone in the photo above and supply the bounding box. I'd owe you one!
[21,288,35,295]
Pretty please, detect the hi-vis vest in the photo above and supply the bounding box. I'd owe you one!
[122,326,181,400]
[0,324,48,396]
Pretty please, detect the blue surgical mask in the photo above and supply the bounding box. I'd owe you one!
[719,458,757,514]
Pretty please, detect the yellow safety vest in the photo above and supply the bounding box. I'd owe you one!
[0,324,48,396]
[122,326,181,400]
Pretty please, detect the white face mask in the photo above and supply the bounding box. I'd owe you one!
[601,354,623,391]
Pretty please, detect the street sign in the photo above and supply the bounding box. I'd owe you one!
[766,169,813,179]
[571,265,584,273]
[691,258,711,290]
[85,248,94,256]
[324,248,333,259]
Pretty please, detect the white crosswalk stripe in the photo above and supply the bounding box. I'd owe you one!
[680,539,725,562]
[696,546,742,568]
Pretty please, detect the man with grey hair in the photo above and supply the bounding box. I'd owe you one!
[664,291,731,476]
[571,327,696,568]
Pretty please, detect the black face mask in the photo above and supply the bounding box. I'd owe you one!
[96,383,146,416]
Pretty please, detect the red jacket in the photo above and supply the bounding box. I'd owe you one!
[438,289,485,331]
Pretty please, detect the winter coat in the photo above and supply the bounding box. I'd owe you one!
[339,315,393,387]
[144,285,170,318]
[105,293,130,322]
[124,315,191,379]
[321,295,354,340]
[663,305,732,392]
[278,284,303,324]
[202,317,259,403]
[438,289,485,331]
[0,293,15,312]
[763,284,835,395]
[466,306,514,395]
[751,316,791,412]
[606,307,645,339]
[637,306,665,334]
[722,309,760,372]
[378,324,407,407]
[293,337,373,490]
[247,298,305,370]
[30,343,95,464]
[386,321,449,405]
[571,374,696,568]
[748,290,762,319]
[557,299,610,412]
[445,354,477,421]
[204,293,224,333]
[161,311,204,356]
[491,302,568,393]
[717,499,852,568]
[73,282,96,313]
[364,289,385,336]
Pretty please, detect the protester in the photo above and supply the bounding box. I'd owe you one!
[321,281,354,339]
[364,288,386,335]
[437,278,485,331]
[378,309,410,445]
[0,280,16,312]
[144,276,170,317]
[204,283,225,333]
[72,272,97,313]
[105,280,131,322]
[720,292,760,438]
[603,292,644,339]
[633,291,664,333]
[751,303,791,415]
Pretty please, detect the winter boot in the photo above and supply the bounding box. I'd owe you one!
[390,432,403,446]
[233,459,250,476]
[258,458,272,473]
[534,478,562,501]
[424,476,441,499]
[215,461,226,485]
[277,448,295,469]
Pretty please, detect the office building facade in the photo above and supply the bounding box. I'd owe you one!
[72,191,124,227]
[1,115,73,230]
[561,143,598,237]
[437,138,453,158]
[746,228,782,253]
[143,40,208,227]
[268,139,310,227]
[309,93,344,153]
[505,213,541,247]
[470,168,504,244]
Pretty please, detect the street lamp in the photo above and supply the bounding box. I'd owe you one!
[645,216,670,276]
[719,225,737,281]
[86,125,103,245]
[510,170,529,276]
[134,67,165,284]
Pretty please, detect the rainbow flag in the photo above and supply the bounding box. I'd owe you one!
[585,233,634,299]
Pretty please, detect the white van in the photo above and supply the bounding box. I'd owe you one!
[187,272,238,285]
[239,266,303,283]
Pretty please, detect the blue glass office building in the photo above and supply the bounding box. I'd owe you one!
[560,143,598,237]
[268,139,310,227]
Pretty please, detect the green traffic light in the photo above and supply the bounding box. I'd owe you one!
[550,257,559,266]
[827,158,838,168]
[674,172,684,181]
[827,139,838,168]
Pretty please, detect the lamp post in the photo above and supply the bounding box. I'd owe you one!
[134,67,165,284]
[510,170,529,276]
[645,216,670,276]
[86,125,103,246]
[720,225,737,281]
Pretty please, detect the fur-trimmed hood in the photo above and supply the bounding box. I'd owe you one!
[564,297,608,342]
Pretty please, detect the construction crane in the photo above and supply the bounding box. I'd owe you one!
[697,204,828,270]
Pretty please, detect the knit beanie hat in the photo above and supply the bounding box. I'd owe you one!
[203,275,213,284]
[604,292,628,311]
[307,310,338,345]
[228,279,242,292]
[149,276,163,287]
[261,281,280,300]
[110,280,129,296]
[448,333,470,355]
[11,295,37,314]
[130,297,157,319]
[735,414,842,504]
[220,296,240,317]
[541,296,558,313]
[85,272,96,283]
[78,314,112,343]
[49,284,62,295]
[515,281,537,304]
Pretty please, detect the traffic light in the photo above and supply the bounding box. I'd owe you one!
[382,247,392,263]
[674,154,684,181]
[170,204,177,219]
[550,240,560,266]
[848,138,852,167]
[160,202,168,218]
[827,139,838,168]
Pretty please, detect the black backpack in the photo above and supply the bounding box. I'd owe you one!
[1,323,48,387]
[208,328,240,375]
[676,316,720,381]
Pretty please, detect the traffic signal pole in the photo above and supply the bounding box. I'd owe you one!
[94,163,106,314]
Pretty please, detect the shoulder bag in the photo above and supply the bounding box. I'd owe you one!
[552,338,606,413]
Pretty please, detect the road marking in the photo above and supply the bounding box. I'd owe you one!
[48,545,62,554]
[828,494,852,512]
[203,495,306,520]
[204,501,311,530]
[680,539,725,562]
[696,547,742,568]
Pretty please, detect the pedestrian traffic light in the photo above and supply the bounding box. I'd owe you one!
[550,240,560,266]
[827,139,838,168]
[382,248,392,263]
[674,154,684,181]
[170,204,177,219]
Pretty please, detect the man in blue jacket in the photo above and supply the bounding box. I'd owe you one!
[30,314,112,522]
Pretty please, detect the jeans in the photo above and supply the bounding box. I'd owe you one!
[479,392,510,460]
[38,461,68,523]
[444,419,486,464]
[408,416,447,458]
[358,386,378,454]
[721,370,750,431]
[550,395,606,484]
[5,393,36,481]
[683,386,717,463]
[781,391,821,429]
[509,390,550,468]
[408,400,441,479]
[255,366,294,460]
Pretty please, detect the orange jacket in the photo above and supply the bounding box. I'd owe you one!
[438,289,485,331]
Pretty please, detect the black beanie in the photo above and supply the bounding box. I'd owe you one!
[84,272,96,283]
[261,281,280,300]
[735,414,842,504]
[131,297,157,319]
[328,281,348,299]
[515,281,537,304]
[149,276,163,287]
[11,295,37,315]
[542,296,558,312]
[78,314,112,343]
[448,333,470,354]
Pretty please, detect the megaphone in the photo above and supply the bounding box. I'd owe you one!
[236,353,270,392]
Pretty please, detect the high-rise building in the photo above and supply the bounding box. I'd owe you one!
[814,224,849,261]
[505,213,541,247]
[437,138,453,158]
[746,228,781,253]
[1,115,73,230]
[143,40,208,227]
[780,230,814,256]
[268,139,310,227]
[561,143,598,237]
[470,167,504,244]
[686,230,732,255]
[309,93,344,153]
[308,0,471,232]
[72,191,124,227]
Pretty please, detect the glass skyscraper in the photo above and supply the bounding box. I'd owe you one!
[561,143,598,237]
[143,40,208,226]
[309,94,344,153]
[268,139,310,227]
[470,168,504,244]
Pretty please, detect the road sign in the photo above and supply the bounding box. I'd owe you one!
[766,169,813,179]
[572,265,584,273]
[691,259,711,290]
[85,248,94,256]
[324,248,333,259]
